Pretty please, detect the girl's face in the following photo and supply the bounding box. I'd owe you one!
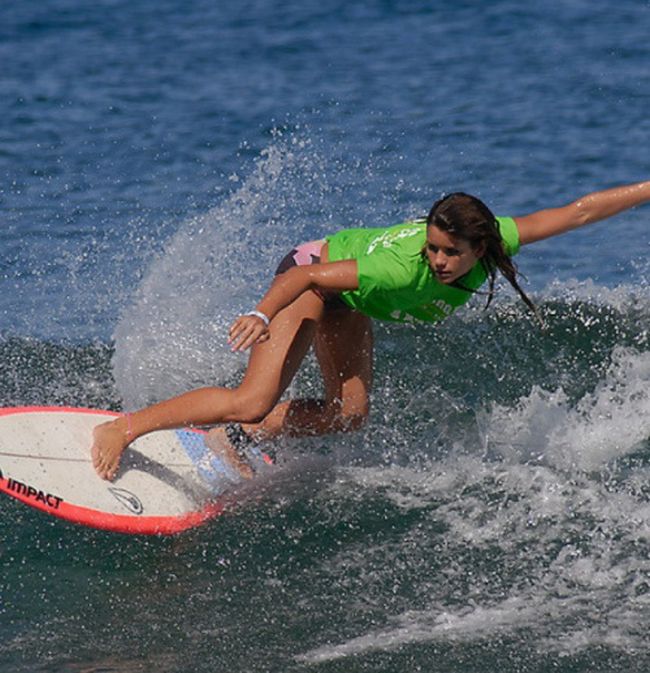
[425,225,486,284]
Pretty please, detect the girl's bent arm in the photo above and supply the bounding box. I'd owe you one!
[515,180,650,245]
[257,260,359,318]
[229,260,359,351]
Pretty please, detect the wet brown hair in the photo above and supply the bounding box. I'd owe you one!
[426,192,542,324]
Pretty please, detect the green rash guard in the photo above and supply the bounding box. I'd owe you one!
[325,217,520,324]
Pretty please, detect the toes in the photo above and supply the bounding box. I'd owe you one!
[106,460,118,481]
[101,461,116,481]
[93,453,112,481]
[91,422,120,480]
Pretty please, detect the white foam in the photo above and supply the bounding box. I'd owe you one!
[313,438,650,661]
[297,595,539,663]
[544,276,647,311]
[298,547,650,663]
[111,134,332,408]
[481,346,650,471]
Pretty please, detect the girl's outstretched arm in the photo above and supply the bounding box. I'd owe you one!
[515,180,650,246]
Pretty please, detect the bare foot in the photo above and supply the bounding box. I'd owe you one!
[91,419,129,481]
[205,427,254,479]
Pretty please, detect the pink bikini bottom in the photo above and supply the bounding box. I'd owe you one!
[274,240,348,310]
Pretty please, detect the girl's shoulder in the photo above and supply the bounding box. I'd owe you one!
[327,220,426,262]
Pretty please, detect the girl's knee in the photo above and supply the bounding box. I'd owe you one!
[227,389,277,424]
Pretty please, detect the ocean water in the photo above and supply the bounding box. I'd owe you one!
[1,1,650,671]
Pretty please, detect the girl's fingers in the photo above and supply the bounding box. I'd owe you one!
[234,329,266,351]
[228,318,252,345]
[228,316,269,351]
[228,317,247,341]
[231,329,253,351]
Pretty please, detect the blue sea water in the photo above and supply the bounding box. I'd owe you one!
[1,1,650,671]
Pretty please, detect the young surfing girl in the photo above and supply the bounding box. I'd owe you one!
[92,180,650,480]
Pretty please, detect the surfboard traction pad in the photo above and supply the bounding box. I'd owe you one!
[0,407,268,535]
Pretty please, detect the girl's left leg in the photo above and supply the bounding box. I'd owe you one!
[92,289,326,479]
[235,307,374,440]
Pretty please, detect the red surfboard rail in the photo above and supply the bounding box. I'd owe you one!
[0,471,225,534]
[0,406,230,535]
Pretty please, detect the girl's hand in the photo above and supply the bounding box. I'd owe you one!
[228,314,270,351]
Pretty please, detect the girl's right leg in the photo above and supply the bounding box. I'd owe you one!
[91,290,326,480]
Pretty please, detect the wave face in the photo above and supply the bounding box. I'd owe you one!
[3,274,649,672]
[2,0,650,669]
[2,134,649,672]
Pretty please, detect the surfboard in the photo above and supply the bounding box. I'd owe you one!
[0,406,268,535]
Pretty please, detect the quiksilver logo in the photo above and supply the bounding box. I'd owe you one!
[108,487,144,515]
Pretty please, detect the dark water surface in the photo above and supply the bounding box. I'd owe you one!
[1,1,649,671]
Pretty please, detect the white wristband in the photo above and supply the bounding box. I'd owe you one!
[246,310,270,327]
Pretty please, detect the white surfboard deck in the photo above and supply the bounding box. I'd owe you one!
[0,406,269,535]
